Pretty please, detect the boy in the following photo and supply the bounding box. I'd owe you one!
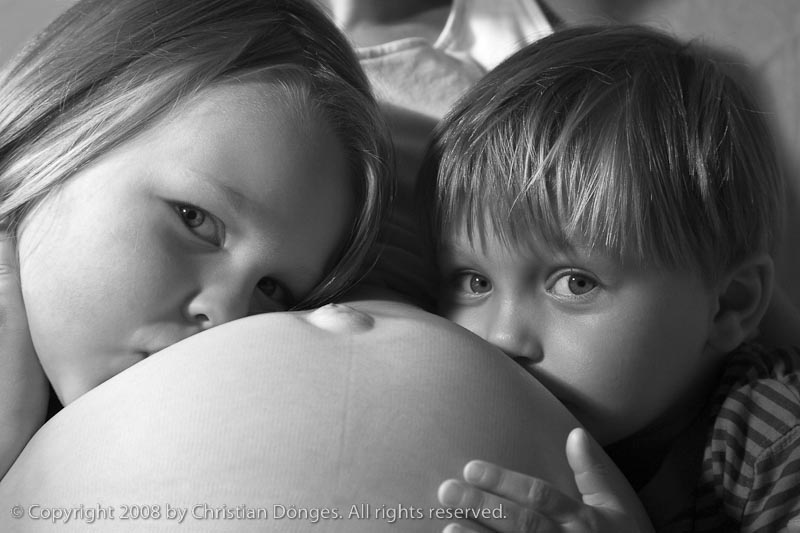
[420,25,800,531]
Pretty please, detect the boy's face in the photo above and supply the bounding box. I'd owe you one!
[438,223,721,446]
[17,81,353,405]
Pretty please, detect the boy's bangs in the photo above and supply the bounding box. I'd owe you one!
[432,25,783,284]
[438,111,654,263]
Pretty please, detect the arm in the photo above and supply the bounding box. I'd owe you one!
[0,229,48,479]
[438,428,653,533]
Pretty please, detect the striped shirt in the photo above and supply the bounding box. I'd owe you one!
[690,343,800,531]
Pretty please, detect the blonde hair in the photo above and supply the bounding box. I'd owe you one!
[421,25,783,282]
[0,0,392,308]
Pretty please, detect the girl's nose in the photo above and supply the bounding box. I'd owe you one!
[185,284,251,330]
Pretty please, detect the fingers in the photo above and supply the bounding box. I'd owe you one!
[565,428,653,532]
[463,459,584,517]
[0,228,26,332]
[442,522,488,533]
[566,428,632,508]
[0,226,39,369]
[438,481,560,532]
[0,226,49,479]
[0,227,16,272]
[437,433,655,533]
[438,461,581,533]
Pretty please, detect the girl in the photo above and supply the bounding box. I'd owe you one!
[0,0,391,478]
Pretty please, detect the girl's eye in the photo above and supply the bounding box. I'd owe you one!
[452,272,492,296]
[174,204,224,246]
[256,277,293,308]
[550,272,598,298]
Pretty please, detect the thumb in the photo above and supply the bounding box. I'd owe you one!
[0,228,26,330]
[0,225,19,274]
[0,226,16,269]
[0,226,46,401]
[0,229,37,355]
[566,427,653,531]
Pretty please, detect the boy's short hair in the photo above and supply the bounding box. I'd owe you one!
[421,25,784,281]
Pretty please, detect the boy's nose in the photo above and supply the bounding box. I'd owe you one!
[485,306,542,363]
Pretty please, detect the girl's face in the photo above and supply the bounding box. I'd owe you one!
[17,80,354,405]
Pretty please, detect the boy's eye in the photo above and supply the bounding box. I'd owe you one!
[550,272,598,297]
[452,272,492,295]
[174,204,224,246]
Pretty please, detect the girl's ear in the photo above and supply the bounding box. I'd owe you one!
[708,254,774,353]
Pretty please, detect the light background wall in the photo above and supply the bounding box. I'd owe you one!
[0,0,73,65]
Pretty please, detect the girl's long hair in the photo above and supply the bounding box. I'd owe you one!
[0,0,392,307]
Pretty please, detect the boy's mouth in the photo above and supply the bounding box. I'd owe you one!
[511,357,578,410]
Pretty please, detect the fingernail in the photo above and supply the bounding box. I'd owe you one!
[463,460,486,484]
[438,479,465,507]
[572,427,595,451]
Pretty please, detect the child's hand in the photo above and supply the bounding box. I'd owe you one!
[437,428,653,532]
[0,228,37,360]
[0,227,48,478]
